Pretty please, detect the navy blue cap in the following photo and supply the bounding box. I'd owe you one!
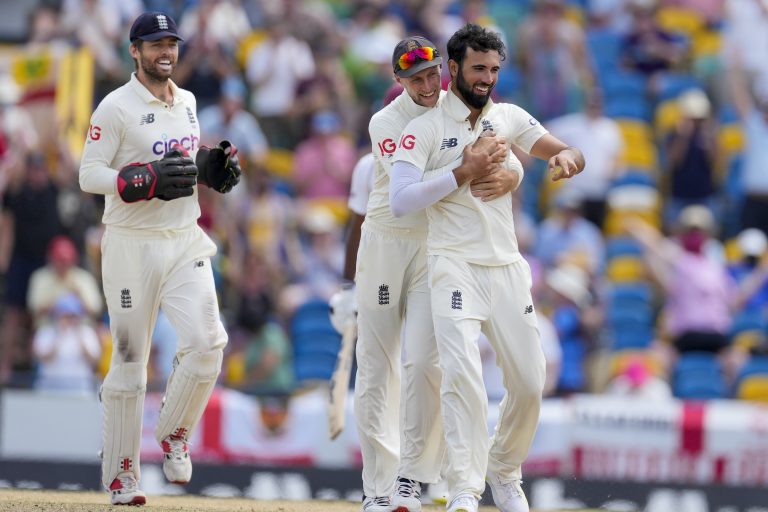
[129,12,183,43]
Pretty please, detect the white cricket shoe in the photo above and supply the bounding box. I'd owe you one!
[362,495,393,511]
[486,471,529,512]
[109,471,146,506]
[447,492,479,512]
[161,435,192,484]
[392,476,421,511]
[426,479,448,505]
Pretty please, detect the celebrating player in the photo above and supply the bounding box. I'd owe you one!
[331,36,516,512]
[78,11,241,506]
[390,24,584,512]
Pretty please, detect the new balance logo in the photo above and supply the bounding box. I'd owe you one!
[451,290,462,310]
[378,284,390,305]
[156,14,168,30]
[140,113,155,125]
[121,289,132,309]
[440,138,458,149]
[194,260,204,268]
[524,305,533,314]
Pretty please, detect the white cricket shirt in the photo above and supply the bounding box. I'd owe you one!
[367,90,446,232]
[348,152,376,216]
[79,73,201,231]
[393,87,548,266]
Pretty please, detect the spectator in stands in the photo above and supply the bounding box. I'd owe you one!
[0,151,64,386]
[228,248,294,396]
[26,235,102,327]
[663,88,720,228]
[292,110,357,201]
[173,7,238,110]
[517,0,592,120]
[60,0,128,86]
[294,46,358,142]
[0,74,37,197]
[232,165,303,277]
[546,88,625,228]
[534,188,606,274]
[245,18,316,148]
[279,205,344,316]
[721,0,768,100]
[545,263,600,393]
[728,228,768,315]
[176,0,251,54]
[727,52,768,233]
[32,293,101,393]
[604,355,673,398]
[624,205,736,354]
[620,0,687,80]
[198,76,269,170]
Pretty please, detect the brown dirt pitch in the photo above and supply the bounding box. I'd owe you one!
[0,489,601,511]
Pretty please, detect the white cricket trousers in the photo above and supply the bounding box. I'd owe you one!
[429,255,545,501]
[354,222,445,498]
[100,226,227,475]
[102,225,227,361]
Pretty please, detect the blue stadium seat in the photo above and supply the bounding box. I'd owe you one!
[605,239,646,261]
[734,356,768,386]
[729,310,768,340]
[290,298,341,385]
[558,337,586,392]
[587,28,624,73]
[601,71,648,98]
[604,97,652,122]
[610,169,658,189]
[673,352,727,399]
[654,73,703,102]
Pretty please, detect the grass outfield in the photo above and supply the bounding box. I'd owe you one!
[0,489,603,511]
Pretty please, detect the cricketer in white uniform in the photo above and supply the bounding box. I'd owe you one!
[79,12,241,506]
[390,24,584,512]
[351,37,514,512]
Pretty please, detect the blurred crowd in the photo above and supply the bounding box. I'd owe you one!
[2,0,768,406]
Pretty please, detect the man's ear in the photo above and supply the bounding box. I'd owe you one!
[448,59,458,80]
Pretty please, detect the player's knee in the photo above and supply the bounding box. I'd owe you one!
[184,322,228,352]
[102,362,147,393]
[175,348,223,379]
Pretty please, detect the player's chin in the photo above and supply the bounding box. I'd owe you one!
[419,92,440,107]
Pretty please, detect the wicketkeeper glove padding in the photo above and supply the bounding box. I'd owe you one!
[117,148,198,203]
[195,140,241,194]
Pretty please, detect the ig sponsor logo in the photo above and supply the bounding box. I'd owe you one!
[399,134,415,150]
[88,125,101,141]
[377,138,395,156]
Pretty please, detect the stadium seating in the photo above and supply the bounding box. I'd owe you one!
[733,356,768,402]
[290,298,341,385]
[672,351,727,399]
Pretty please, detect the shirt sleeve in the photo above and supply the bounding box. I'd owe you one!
[79,99,125,196]
[348,153,374,215]
[506,104,549,154]
[389,160,458,217]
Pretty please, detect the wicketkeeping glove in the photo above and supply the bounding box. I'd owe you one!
[329,282,357,335]
[195,140,241,193]
[117,148,198,203]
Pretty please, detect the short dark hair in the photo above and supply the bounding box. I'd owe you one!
[447,24,506,66]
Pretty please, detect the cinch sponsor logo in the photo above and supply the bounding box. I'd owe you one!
[152,133,199,155]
